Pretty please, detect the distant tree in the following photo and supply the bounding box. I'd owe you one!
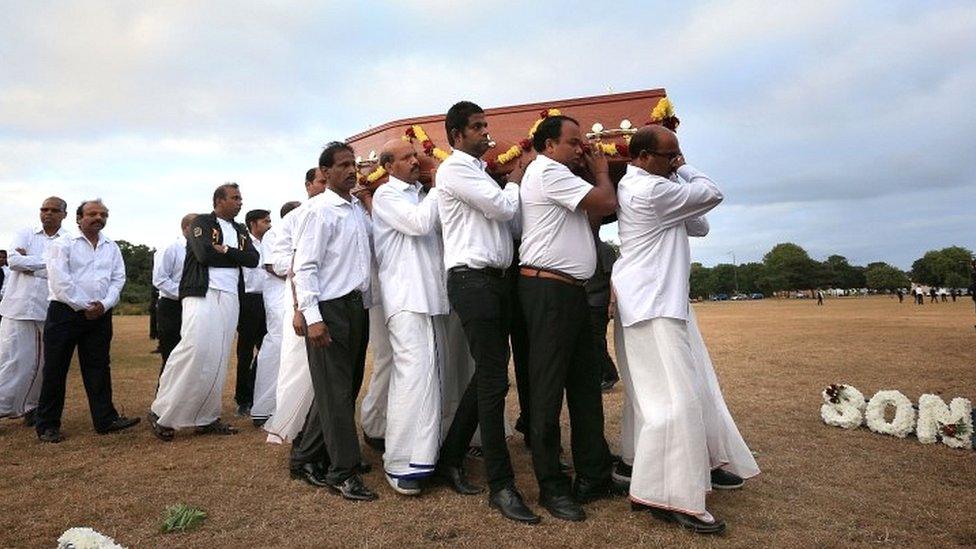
[737,262,769,295]
[689,262,711,300]
[865,263,910,291]
[763,243,820,291]
[708,263,738,295]
[822,255,866,289]
[117,240,155,311]
[910,246,974,287]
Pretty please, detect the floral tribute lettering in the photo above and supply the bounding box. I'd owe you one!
[917,394,974,449]
[864,390,916,438]
[820,384,866,429]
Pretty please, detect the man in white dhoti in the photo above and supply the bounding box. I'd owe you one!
[0,197,68,425]
[235,208,271,417]
[149,183,259,440]
[612,125,759,534]
[262,169,325,449]
[369,140,449,495]
[250,201,299,427]
[151,213,196,376]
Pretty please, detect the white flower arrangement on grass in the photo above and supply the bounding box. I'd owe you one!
[864,390,916,438]
[820,383,866,429]
[57,527,126,549]
[917,394,973,449]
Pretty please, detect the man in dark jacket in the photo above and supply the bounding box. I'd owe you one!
[149,183,259,441]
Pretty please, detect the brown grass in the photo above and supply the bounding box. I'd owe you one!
[1,296,974,548]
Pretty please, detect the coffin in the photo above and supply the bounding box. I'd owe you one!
[345,88,678,187]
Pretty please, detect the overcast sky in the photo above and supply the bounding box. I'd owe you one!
[1,0,973,269]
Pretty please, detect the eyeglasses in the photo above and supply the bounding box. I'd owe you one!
[647,150,683,160]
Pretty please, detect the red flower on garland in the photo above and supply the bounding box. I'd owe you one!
[422,139,435,155]
[405,127,417,139]
[616,142,630,157]
[519,138,532,151]
[539,109,550,119]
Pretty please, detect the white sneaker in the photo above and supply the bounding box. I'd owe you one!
[385,473,421,496]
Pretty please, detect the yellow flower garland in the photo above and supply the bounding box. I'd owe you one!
[649,97,674,123]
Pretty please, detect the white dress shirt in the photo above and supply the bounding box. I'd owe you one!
[45,232,126,312]
[242,233,266,294]
[0,226,68,320]
[267,202,315,278]
[372,176,449,320]
[437,149,520,270]
[293,189,372,325]
[152,236,186,301]
[518,154,597,280]
[208,217,241,294]
[612,164,723,326]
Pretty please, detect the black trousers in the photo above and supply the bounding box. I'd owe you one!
[590,305,618,382]
[290,292,369,484]
[235,292,266,407]
[519,277,612,498]
[440,270,515,493]
[35,301,119,433]
[507,263,532,440]
[156,297,182,372]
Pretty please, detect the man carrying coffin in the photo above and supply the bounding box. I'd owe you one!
[612,125,759,535]
[149,183,259,440]
[0,197,69,425]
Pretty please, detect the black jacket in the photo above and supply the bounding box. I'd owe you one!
[179,212,259,299]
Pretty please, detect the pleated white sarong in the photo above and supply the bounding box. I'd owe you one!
[360,300,394,440]
[251,276,285,420]
[0,318,44,417]
[383,312,445,478]
[263,275,313,443]
[151,289,239,429]
[615,309,759,515]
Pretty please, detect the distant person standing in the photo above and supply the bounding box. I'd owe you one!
[151,214,196,373]
[0,197,69,425]
[0,250,9,316]
[149,183,259,440]
[35,199,140,442]
[929,287,937,303]
[970,260,976,314]
[235,208,271,417]
[896,289,904,303]
[816,289,824,306]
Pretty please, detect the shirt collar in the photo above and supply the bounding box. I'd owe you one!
[387,175,421,193]
[72,231,110,246]
[34,225,67,238]
[626,164,655,179]
[323,188,359,207]
[450,148,486,169]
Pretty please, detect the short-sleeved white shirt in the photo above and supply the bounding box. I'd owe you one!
[518,154,596,280]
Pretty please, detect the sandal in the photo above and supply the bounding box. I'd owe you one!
[148,412,175,442]
[195,419,238,435]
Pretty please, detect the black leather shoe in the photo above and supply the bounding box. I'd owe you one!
[96,415,140,434]
[435,465,483,495]
[540,494,586,522]
[328,474,378,501]
[489,486,541,524]
[290,463,330,488]
[572,478,620,503]
[638,504,727,535]
[600,373,619,392]
[711,468,744,490]
[23,409,37,427]
[362,430,385,452]
[37,428,64,443]
[148,412,174,441]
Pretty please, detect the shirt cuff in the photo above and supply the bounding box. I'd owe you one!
[302,305,322,325]
[676,164,698,180]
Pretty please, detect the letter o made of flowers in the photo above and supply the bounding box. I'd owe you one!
[820,384,866,430]
[865,390,916,438]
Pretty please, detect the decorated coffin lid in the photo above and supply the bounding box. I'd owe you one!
[346,88,678,186]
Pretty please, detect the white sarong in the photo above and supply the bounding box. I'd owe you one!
[360,300,394,440]
[616,309,759,515]
[151,289,239,429]
[0,319,44,417]
[251,276,285,420]
[383,312,445,478]
[263,275,313,443]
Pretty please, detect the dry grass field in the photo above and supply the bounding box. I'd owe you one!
[1,296,974,548]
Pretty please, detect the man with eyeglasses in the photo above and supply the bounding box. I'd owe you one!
[611,125,759,535]
[0,197,70,425]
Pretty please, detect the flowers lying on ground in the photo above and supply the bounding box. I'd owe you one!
[820,383,866,429]
[57,527,125,549]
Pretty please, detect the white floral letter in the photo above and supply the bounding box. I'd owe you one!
[917,394,973,449]
[864,390,916,438]
[820,384,866,430]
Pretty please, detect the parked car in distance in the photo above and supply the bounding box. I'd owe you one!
[712,293,730,301]
[731,294,749,301]
[750,293,764,299]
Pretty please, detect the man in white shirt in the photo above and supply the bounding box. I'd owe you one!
[290,142,376,501]
[612,125,759,535]
[0,197,69,425]
[263,170,326,447]
[251,201,299,427]
[436,101,538,523]
[369,139,449,495]
[235,208,271,417]
[151,213,196,373]
[149,183,259,440]
[35,199,139,442]
[517,115,618,521]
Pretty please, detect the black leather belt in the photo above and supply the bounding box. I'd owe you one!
[448,265,506,279]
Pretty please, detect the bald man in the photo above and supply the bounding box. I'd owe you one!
[152,213,197,374]
[369,140,450,495]
[612,125,759,534]
[0,197,69,424]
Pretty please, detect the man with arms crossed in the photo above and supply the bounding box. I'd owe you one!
[0,197,68,425]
